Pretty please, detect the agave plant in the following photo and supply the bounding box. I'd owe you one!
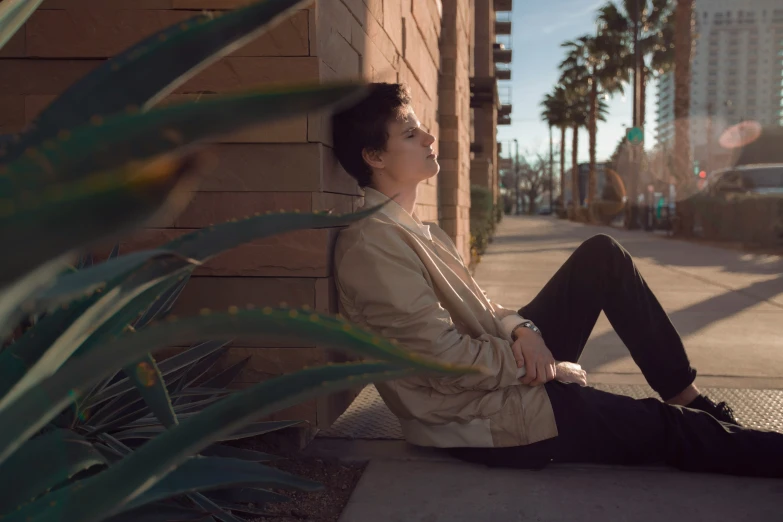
[0,1,477,522]
[3,251,320,521]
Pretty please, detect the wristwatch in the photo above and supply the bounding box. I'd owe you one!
[511,320,541,341]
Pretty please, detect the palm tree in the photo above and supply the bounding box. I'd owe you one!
[672,0,694,235]
[559,81,609,215]
[568,95,589,215]
[539,86,570,209]
[560,34,627,208]
[596,0,675,130]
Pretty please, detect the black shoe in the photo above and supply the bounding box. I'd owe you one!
[686,394,741,426]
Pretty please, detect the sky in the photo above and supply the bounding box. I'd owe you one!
[496,0,657,164]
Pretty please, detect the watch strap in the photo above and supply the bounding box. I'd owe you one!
[511,320,541,341]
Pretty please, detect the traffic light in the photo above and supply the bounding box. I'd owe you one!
[693,159,700,176]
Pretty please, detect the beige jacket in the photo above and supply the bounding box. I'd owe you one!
[334,188,558,448]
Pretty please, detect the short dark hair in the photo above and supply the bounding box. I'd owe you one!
[331,83,412,188]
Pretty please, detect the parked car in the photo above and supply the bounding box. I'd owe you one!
[707,164,783,195]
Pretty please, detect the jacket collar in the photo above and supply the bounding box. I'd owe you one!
[362,187,432,241]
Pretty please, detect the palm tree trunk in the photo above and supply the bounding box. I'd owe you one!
[640,67,647,129]
[548,125,554,211]
[559,125,567,211]
[673,0,694,236]
[571,124,580,216]
[587,78,598,208]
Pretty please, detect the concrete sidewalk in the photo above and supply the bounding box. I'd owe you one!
[324,216,783,522]
[475,216,783,389]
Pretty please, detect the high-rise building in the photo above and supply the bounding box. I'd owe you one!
[655,0,783,170]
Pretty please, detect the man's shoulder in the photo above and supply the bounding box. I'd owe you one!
[335,212,408,259]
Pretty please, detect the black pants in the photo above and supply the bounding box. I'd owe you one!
[450,234,783,478]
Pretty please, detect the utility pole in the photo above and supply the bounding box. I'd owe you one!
[513,138,520,215]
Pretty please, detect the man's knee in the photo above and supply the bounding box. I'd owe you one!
[577,234,621,260]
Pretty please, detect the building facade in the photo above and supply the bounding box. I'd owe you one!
[655,0,783,171]
[0,0,511,438]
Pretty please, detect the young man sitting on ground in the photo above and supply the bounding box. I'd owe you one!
[330,83,782,477]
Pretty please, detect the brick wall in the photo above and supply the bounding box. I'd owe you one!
[312,0,442,223]
[0,0,448,434]
[438,0,473,263]
[471,0,500,208]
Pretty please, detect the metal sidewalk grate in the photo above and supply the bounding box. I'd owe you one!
[318,384,783,440]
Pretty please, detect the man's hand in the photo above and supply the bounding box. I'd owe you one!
[554,361,588,386]
[511,327,556,386]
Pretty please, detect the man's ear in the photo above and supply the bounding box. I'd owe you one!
[362,148,384,170]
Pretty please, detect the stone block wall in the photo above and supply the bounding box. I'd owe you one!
[0,0,449,433]
[470,0,500,209]
[438,0,473,263]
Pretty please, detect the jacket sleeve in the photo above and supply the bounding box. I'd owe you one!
[336,234,522,393]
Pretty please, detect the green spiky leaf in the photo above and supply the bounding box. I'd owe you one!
[198,357,250,390]
[186,492,245,522]
[0,254,73,341]
[36,250,181,307]
[0,0,44,52]
[121,456,321,511]
[0,429,106,514]
[203,499,269,517]
[0,261,192,415]
[0,154,199,290]
[5,362,418,522]
[200,445,278,463]
[171,349,231,400]
[85,341,230,409]
[15,456,320,522]
[112,420,302,442]
[7,0,311,159]
[0,294,100,399]
[1,202,386,412]
[20,203,386,318]
[133,273,190,329]
[121,354,178,430]
[72,276,185,428]
[1,84,365,195]
[0,309,476,465]
[0,273,182,405]
[162,202,387,263]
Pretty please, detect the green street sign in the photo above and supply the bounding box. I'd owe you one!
[626,126,644,144]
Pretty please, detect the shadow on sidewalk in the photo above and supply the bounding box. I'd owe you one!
[580,274,783,372]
